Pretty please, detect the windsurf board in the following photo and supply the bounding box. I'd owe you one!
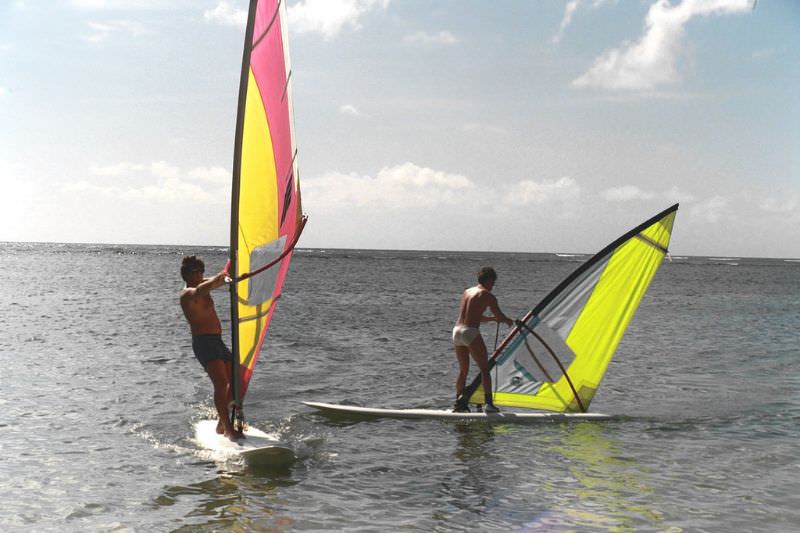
[303,401,610,422]
[194,419,294,466]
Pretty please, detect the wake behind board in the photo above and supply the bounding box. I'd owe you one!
[194,420,294,467]
[303,402,610,422]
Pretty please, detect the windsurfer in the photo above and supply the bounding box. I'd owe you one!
[452,266,514,413]
[180,255,243,440]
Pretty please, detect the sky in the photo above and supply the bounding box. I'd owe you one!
[0,0,798,258]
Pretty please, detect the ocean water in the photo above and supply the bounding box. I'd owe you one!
[1,242,798,531]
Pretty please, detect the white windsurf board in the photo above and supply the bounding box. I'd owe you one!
[303,401,610,421]
[194,419,294,466]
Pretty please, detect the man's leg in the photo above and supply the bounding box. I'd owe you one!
[455,346,470,397]
[468,336,496,408]
[206,359,236,438]
[452,346,471,411]
[210,362,236,434]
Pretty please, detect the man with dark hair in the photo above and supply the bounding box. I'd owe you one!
[179,255,242,440]
[452,266,514,413]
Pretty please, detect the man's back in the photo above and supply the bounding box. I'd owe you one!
[456,285,496,328]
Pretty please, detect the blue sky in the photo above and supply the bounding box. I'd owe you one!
[1,0,797,257]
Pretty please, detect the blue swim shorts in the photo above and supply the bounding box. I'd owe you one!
[191,334,233,370]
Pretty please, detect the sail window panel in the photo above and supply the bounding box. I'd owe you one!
[494,322,575,392]
[494,347,544,395]
[540,256,610,339]
[247,235,286,306]
[531,321,576,376]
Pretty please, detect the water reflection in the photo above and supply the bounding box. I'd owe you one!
[522,422,664,531]
[436,421,665,531]
[152,465,298,531]
[427,422,502,529]
[453,421,497,462]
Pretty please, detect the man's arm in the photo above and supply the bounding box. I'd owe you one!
[181,271,228,301]
[486,294,514,326]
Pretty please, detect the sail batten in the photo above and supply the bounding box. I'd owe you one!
[462,204,678,413]
[229,0,302,426]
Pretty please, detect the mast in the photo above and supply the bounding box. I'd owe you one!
[229,0,259,430]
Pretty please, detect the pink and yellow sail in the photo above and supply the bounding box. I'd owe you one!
[229,0,305,422]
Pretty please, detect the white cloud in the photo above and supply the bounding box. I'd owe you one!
[552,0,614,44]
[62,180,118,197]
[121,177,217,203]
[288,0,389,39]
[759,193,798,214]
[90,162,146,176]
[663,185,697,204]
[573,0,754,91]
[68,0,183,8]
[339,104,365,117]
[403,30,458,46]
[68,161,229,205]
[188,166,230,186]
[304,162,475,211]
[82,20,149,43]
[203,1,247,28]
[150,161,180,179]
[305,164,587,217]
[504,177,581,207]
[603,184,700,204]
[553,0,580,44]
[603,185,656,202]
[64,178,217,204]
[690,194,728,223]
[0,86,9,97]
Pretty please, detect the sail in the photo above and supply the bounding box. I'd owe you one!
[229,0,305,421]
[465,204,678,412]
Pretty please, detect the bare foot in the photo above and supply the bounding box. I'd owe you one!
[216,420,224,435]
[224,429,245,441]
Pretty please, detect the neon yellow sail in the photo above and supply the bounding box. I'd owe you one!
[229,0,305,426]
[465,204,678,412]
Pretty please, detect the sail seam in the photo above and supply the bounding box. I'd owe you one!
[281,69,292,103]
[238,304,274,323]
[253,0,282,50]
[636,233,668,254]
[279,149,298,226]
